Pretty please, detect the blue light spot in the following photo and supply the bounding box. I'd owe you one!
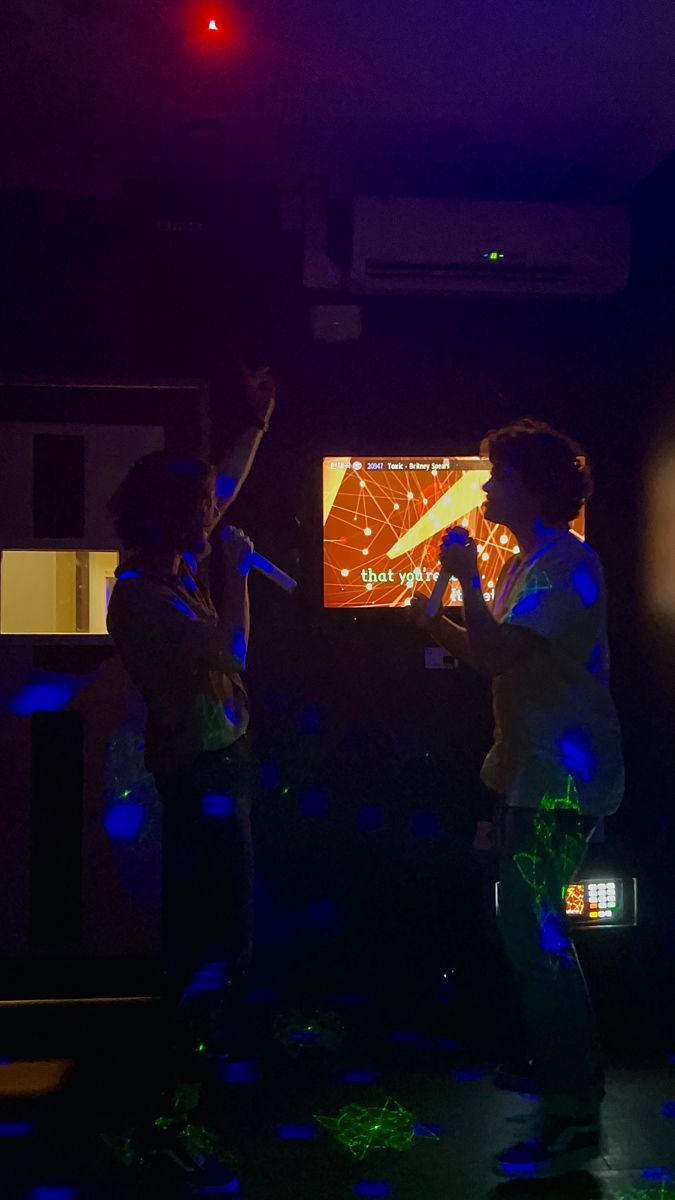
[558,729,596,782]
[220,1060,259,1083]
[182,551,197,574]
[259,760,281,788]
[446,528,468,545]
[202,793,234,818]
[510,591,541,617]
[298,788,330,817]
[661,1101,675,1118]
[189,1177,240,1195]
[103,801,145,841]
[0,1122,32,1135]
[289,1028,321,1045]
[540,910,570,954]
[501,1161,537,1176]
[414,1122,442,1138]
[10,681,77,715]
[216,475,237,501]
[237,551,255,577]
[173,599,195,618]
[586,642,604,676]
[277,1124,315,1140]
[183,960,228,999]
[354,1183,391,1198]
[116,569,141,582]
[454,1069,484,1082]
[216,1179,240,1194]
[29,1189,78,1200]
[357,803,385,833]
[341,1070,377,1084]
[571,561,599,607]
[231,628,246,663]
[436,1038,461,1051]
[389,1029,424,1045]
[641,1168,674,1182]
[224,701,239,724]
[410,810,440,839]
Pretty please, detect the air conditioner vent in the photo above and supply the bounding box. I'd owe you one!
[347,197,629,297]
[364,259,573,284]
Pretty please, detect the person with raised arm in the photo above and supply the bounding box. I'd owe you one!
[105,363,276,1186]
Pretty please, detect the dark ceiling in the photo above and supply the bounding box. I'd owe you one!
[1,0,675,201]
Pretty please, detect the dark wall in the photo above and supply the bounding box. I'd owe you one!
[2,179,674,1013]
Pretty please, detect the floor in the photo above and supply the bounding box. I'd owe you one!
[0,989,673,1200]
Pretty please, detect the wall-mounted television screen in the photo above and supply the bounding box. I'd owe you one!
[322,456,584,609]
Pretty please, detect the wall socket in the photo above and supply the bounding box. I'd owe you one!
[425,647,459,669]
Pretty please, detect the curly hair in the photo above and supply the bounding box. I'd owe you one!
[108,452,216,551]
[480,418,593,524]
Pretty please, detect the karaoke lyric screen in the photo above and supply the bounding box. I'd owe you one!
[322,456,584,609]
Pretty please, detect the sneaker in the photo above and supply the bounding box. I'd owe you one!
[494,1113,602,1179]
[493,1059,537,1094]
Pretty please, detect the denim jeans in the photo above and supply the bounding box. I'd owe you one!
[498,804,603,1119]
[154,741,255,1082]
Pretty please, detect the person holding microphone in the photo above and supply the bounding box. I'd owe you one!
[409,418,623,1180]
[106,364,276,1185]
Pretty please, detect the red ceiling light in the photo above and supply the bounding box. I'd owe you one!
[186,3,244,50]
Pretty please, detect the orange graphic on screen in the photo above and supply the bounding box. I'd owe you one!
[322,456,584,609]
[565,883,586,917]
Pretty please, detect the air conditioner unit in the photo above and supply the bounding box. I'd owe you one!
[349,197,630,297]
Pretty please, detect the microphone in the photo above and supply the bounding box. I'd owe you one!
[426,528,471,615]
[240,550,297,593]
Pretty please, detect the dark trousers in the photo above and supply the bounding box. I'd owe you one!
[498,804,603,1119]
[154,742,255,1086]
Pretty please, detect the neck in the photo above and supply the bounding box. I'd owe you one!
[139,549,182,577]
[510,516,567,555]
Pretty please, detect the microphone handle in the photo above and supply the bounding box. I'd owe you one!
[242,550,297,593]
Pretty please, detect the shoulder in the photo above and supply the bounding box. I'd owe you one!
[532,533,602,576]
[527,534,605,615]
[547,532,603,577]
[108,570,176,615]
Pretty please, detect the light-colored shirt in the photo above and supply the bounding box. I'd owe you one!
[480,529,624,816]
[106,555,249,778]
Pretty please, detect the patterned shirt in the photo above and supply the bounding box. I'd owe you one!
[107,554,249,778]
[480,529,624,816]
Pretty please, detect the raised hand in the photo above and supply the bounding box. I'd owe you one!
[241,361,276,426]
[439,527,478,586]
[215,525,254,574]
